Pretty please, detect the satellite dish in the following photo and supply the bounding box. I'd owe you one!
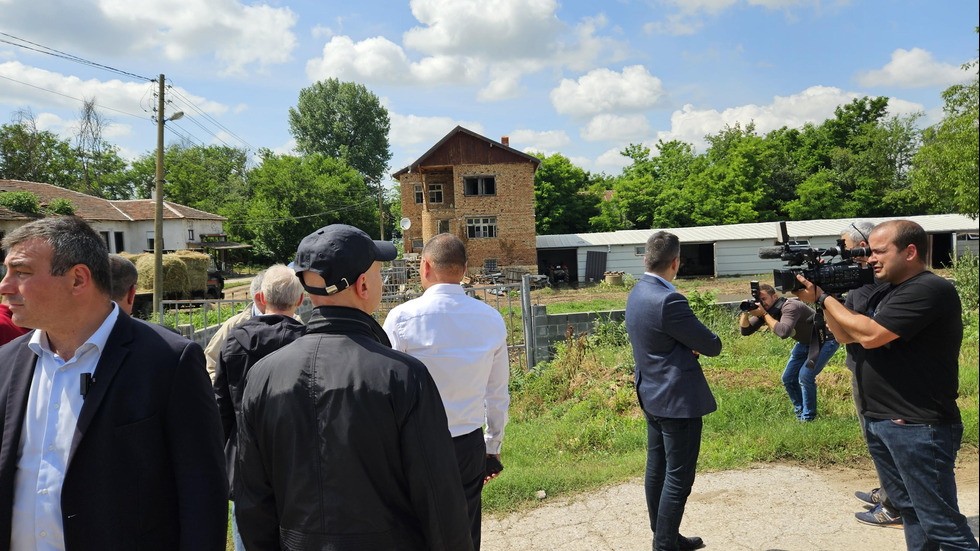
[400,217,412,230]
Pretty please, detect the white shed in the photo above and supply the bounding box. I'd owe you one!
[536,214,979,282]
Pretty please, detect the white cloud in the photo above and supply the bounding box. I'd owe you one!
[581,114,650,142]
[646,0,824,36]
[655,85,924,149]
[594,146,632,172]
[403,0,564,59]
[0,61,228,118]
[856,48,972,89]
[3,0,297,76]
[389,113,485,148]
[304,0,626,101]
[550,65,666,117]
[508,129,570,154]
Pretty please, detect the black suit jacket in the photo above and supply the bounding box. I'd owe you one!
[0,312,228,551]
[625,274,722,418]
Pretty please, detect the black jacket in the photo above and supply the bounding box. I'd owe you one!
[235,306,473,551]
[214,313,305,498]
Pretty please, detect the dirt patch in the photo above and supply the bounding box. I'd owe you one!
[529,277,758,307]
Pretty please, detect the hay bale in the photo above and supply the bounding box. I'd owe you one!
[134,254,189,296]
[175,250,210,293]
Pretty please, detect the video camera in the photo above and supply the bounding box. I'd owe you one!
[758,222,873,294]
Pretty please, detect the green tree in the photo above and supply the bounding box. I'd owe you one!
[0,111,77,188]
[125,144,249,214]
[911,39,979,218]
[288,79,392,182]
[0,190,40,214]
[533,153,600,234]
[243,152,378,261]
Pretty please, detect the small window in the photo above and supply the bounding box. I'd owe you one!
[437,220,450,234]
[414,185,424,204]
[188,229,195,241]
[635,246,645,256]
[463,176,496,196]
[412,239,423,251]
[466,217,497,239]
[429,184,443,204]
[114,232,124,253]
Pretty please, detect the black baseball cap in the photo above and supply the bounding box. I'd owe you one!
[294,224,397,296]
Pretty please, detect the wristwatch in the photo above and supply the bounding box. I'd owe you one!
[816,293,830,308]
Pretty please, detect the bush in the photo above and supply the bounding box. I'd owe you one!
[0,191,40,214]
[951,251,979,322]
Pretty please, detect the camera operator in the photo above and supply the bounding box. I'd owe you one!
[839,220,901,527]
[739,284,839,422]
[794,220,976,551]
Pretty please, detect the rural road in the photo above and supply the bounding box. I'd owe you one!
[483,458,979,551]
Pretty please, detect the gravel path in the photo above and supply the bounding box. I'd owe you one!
[483,458,979,551]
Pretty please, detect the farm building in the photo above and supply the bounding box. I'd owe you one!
[536,214,980,282]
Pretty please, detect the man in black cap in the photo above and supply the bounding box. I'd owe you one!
[235,224,473,551]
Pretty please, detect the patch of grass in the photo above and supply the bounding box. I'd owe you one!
[490,311,979,514]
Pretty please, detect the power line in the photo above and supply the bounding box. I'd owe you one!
[222,198,378,226]
[0,32,155,82]
[0,73,147,120]
[166,82,254,150]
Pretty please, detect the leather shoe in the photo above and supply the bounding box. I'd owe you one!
[678,535,705,550]
[652,534,705,550]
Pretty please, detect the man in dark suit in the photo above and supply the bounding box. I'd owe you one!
[0,216,227,551]
[626,231,722,551]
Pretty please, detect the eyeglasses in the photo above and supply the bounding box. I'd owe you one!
[849,222,870,245]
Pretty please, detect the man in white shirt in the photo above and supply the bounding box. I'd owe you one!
[383,233,510,551]
[0,216,227,551]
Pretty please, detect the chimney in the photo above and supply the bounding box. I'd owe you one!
[501,136,509,147]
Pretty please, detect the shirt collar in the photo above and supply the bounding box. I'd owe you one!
[644,272,676,292]
[28,303,120,362]
[422,283,466,296]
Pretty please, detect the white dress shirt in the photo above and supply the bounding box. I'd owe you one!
[383,284,510,454]
[11,304,119,551]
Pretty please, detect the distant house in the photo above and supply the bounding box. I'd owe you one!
[537,214,980,282]
[393,126,540,274]
[1,179,231,259]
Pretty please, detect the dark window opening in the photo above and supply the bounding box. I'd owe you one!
[464,176,496,196]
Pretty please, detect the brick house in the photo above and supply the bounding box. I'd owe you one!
[393,126,540,274]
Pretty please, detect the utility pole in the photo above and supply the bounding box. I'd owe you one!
[153,74,165,322]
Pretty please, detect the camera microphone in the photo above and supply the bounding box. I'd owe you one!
[758,247,784,259]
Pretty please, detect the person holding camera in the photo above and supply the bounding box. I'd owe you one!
[739,283,839,421]
[794,220,976,551]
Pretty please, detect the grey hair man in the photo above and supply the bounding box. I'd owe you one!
[0,216,227,549]
[384,233,510,551]
[108,254,139,315]
[204,270,266,383]
[236,224,472,551]
[214,264,306,551]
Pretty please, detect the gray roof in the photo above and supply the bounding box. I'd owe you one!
[536,214,980,249]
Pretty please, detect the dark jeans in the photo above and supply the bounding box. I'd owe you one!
[644,412,702,551]
[454,428,487,551]
[865,417,978,551]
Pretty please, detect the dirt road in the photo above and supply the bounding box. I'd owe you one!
[483,458,979,551]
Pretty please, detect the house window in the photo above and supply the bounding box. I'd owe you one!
[412,238,423,251]
[635,246,645,256]
[188,229,195,241]
[414,185,424,204]
[100,231,110,251]
[114,232,124,253]
[463,176,496,196]
[466,217,497,239]
[146,231,156,252]
[437,220,450,234]
[429,184,443,204]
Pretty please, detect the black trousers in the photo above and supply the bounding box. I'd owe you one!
[453,428,486,551]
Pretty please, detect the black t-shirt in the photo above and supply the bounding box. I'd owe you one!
[843,278,887,371]
[859,271,963,424]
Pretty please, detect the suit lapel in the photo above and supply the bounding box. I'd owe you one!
[67,315,132,466]
[0,340,39,472]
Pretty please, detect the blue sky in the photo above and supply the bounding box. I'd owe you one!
[1,0,977,190]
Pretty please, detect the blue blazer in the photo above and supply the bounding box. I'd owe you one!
[626,274,722,418]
